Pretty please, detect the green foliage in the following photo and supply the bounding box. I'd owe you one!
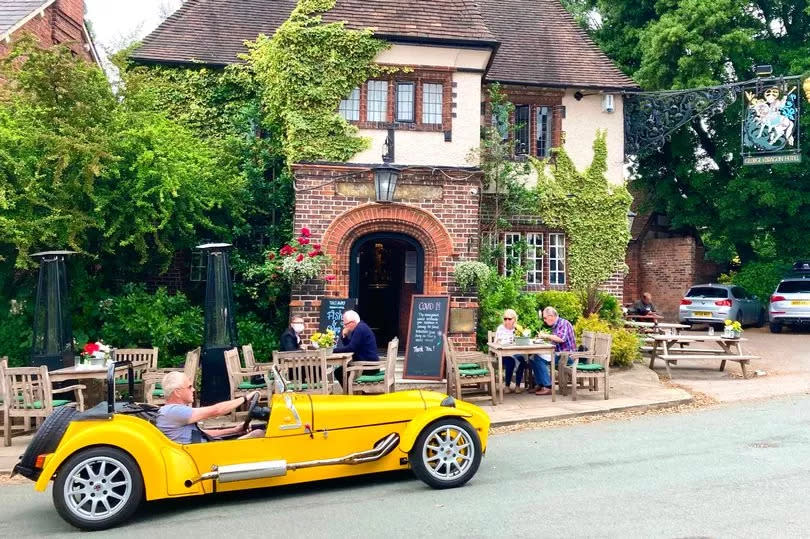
[574,314,641,367]
[533,291,584,327]
[534,132,632,314]
[100,285,203,367]
[237,313,280,365]
[0,299,34,367]
[454,261,493,294]
[597,292,624,325]
[718,260,793,303]
[245,0,389,163]
[579,0,810,265]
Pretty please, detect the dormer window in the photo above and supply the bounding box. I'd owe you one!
[338,87,360,121]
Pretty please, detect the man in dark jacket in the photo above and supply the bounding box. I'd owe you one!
[280,316,305,351]
[333,310,379,385]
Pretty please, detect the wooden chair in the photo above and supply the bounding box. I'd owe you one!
[1,360,85,446]
[444,336,496,406]
[557,332,612,401]
[143,347,201,405]
[242,343,273,371]
[114,347,159,398]
[272,349,332,395]
[223,348,267,419]
[347,338,398,395]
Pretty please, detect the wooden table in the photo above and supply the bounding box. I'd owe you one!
[648,334,758,379]
[625,321,691,334]
[488,342,555,403]
[50,361,150,383]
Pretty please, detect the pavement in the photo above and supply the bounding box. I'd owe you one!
[1,325,806,474]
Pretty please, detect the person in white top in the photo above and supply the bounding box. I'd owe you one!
[494,309,527,393]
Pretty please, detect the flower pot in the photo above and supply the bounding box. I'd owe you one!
[514,337,532,346]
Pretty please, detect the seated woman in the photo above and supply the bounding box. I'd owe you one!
[494,309,528,393]
[155,371,265,444]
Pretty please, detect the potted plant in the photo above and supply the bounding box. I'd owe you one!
[513,324,532,346]
[310,329,337,354]
[723,319,743,338]
[453,261,492,294]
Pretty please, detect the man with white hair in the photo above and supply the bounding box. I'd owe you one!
[529,306,576,396]
[333,310,379,384]
[155,371,263,444]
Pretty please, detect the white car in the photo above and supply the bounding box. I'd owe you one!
[769,269,810,333]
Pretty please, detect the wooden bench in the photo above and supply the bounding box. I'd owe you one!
[658,354,758,379]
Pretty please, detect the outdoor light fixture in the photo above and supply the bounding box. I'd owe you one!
[627,210,637,232]
[374,163,399,203]
[755,64,773,77]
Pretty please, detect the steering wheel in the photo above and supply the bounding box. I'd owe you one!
[242,391,261,432]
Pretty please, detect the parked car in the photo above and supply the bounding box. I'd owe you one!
[768,265,810,333]
[14,363,489,530]
[678,283,765,328]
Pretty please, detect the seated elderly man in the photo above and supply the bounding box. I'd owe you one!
[156,371,264,444]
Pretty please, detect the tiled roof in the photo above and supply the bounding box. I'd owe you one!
[132,0,636,89]
[479,0,637,89]
[0,0,52,39]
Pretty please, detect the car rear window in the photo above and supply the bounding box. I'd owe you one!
[777,280,810,293]
[686,287,729,299]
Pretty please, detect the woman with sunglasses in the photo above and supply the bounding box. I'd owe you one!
[494,309,528,393]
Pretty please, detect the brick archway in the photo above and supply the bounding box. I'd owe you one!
[322,203,455,296]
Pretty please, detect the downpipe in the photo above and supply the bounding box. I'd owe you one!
[185,433,400,487]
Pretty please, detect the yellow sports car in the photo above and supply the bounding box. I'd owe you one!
[13,362,490,530]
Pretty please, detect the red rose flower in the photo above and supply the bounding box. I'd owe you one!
[296,254,304,262]
[308,251,319,258]
[297,237,310,245]
[83,342,99,355]
[325,274,336,282]
[280,244,294,256]
[313,243,321,251]
[301,227,311,238]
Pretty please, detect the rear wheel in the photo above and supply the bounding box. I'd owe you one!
[53,447,143,531]
[14,406,77,480]
[409,417,481,489]
[770,322,783,334]
[755,309,766,328]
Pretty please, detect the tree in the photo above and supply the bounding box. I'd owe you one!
[579,0,810,263]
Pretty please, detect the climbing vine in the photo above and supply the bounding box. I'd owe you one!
[245,0,391,163]
[533,131,632,314]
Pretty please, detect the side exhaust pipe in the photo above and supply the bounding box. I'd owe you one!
[185,433,400,487]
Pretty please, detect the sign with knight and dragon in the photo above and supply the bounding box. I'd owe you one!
[741,77,801,165]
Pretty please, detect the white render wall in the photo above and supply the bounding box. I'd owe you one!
[561,90,625,185]
[349,45,489,168]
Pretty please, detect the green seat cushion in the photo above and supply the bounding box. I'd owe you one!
[152,388,165,397]
[575,363,604,371]
[460,368,490,377]
[23,399,71,409]
[458,363,480,370]
[355,373,385,383]
[116,378,143,384]
[238,381,267,389]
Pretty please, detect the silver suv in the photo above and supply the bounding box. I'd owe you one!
[769,269,810,333]
[678,283,765,328]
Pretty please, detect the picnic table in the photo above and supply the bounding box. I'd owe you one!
[624,320,691,334]
[647,334,758,379]
[488,341,555,403]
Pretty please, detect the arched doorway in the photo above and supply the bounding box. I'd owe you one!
[349,232,424,347]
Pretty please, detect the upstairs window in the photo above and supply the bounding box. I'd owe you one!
[422,83,443,124]
[338,87,360,121]
[536,106,552,158]
[396,82,415,122]
[366,80,388,122]
[514,105,530,155]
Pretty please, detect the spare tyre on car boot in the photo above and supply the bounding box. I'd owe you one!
[12,405,78,481]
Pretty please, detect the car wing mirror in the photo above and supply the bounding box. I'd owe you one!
[280,393,302,430]
[270,364,287,394]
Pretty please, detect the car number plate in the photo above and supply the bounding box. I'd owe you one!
[791,300,810,306]
[694,311,713,317]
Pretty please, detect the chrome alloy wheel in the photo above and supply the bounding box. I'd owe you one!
[62,455,133,522]
[421,423,475,481]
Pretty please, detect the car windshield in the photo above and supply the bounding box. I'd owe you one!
[686,287,729,299]
[777,280,810,293]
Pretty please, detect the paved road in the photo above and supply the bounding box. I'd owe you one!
[3,395,810,537]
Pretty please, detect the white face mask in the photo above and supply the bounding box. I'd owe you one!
[292,323,305,333]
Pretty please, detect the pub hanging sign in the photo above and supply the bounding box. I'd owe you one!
[741,76,802,165]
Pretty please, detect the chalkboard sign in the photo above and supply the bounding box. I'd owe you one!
[319,297,357,335]
[404,295,450,380]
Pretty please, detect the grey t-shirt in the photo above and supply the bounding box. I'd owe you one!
[156,404,205,444]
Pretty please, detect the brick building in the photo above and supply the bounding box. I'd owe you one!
[0,0,99,63]
[133,0,638,350]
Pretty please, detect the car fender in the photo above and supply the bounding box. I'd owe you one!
[35,416,202,500]
[398,408,473,453]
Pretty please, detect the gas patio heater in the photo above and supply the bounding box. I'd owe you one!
[30,250,75,370]
[198,243,238,405]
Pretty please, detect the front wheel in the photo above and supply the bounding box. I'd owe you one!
[53,447,143,530]
[409,417,482,489]
[770,322,783,334]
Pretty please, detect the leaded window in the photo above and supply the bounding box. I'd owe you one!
[549,233,566,285]
[536,106,552,158]
[503,232,522,277]
[338,87,360,121]
[422,83,443,124]
[514,105,530,155]
[366,80,388,122]
[526,233,544,285]
[396,82,415,122]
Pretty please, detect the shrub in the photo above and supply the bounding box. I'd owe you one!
[237,313,280,364]
[574,314,641,367]
[534,291,583,327]
[0,298,34,367]
[453,261,492,294]
[100,284,203,367]
[597,292,623,325]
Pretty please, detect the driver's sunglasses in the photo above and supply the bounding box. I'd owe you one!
[503,317,514,320]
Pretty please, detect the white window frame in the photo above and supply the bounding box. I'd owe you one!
[503,232,522,276]
[366,80,388,122]
[422,82,443,124]
[396,82,415,122]
[549,233,566,285]
[526,233,544,285]
[338,87,360,121]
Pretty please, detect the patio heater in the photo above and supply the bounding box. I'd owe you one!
[198,243,238,405]
[30,250,76,370]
